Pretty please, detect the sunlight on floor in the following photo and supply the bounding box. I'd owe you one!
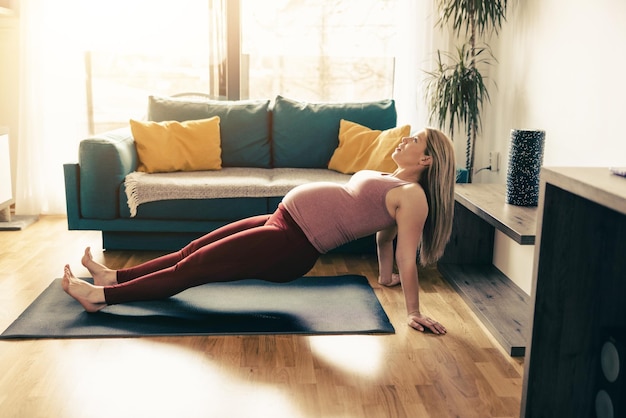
[55,339,305,418]
[308,335,385,378]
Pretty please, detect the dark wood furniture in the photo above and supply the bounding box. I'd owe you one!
[438,184,537,357]
[521,167,626,417]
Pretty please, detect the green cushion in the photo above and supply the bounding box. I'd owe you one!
[148,95,271,168]
[271,95,397,168]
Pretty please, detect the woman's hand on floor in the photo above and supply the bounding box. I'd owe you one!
[407,312,447,335]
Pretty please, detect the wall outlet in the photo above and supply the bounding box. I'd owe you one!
[489,152,500,172]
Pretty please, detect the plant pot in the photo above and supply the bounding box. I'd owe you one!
[506,129,545,206]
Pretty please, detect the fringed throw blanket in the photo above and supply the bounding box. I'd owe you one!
[124,167,351,217]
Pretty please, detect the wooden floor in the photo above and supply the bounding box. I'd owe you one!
[0,216,524,418]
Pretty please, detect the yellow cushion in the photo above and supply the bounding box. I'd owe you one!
[328,119,411,174]
[130,117,222,173]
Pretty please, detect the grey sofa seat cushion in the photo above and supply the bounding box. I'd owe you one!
[124,167,352,217]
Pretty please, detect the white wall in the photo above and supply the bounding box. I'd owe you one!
[493,230,535,295]
[474,0,626,184]
[467,0,626,293]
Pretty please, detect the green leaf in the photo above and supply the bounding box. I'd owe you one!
[437,0,508,37]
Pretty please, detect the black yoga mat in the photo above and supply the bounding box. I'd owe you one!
[0,275,394,339]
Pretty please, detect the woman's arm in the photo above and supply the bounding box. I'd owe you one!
[395,188,447,335]
[376,226,398,286]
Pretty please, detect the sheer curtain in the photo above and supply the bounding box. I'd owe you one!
[208,0,228,98]
[393,0,442,132]
[15,0,87,215]
[15,0,218,215]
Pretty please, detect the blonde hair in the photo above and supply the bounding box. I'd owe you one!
[418,128,456,266]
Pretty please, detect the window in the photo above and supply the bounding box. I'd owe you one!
[241,0,397,102]
[83,0,213,133]
[85,0,400,134]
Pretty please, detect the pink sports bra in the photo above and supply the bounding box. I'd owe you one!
[282,170,412,253]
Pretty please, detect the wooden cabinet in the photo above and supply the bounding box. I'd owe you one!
[521,167,626,417]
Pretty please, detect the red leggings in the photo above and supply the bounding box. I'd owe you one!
[104,204,320,305]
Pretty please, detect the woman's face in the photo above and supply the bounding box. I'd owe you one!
[392,131,431,167]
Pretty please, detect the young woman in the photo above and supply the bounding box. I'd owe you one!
[63,128,456,334]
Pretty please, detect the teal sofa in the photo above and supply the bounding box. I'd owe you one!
[63,95,400,252]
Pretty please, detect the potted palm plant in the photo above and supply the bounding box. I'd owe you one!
[425,0,508,183]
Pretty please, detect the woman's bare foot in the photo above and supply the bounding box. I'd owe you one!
[81,247,117,286]
[62,264,107,312]
[378,273,401,287]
